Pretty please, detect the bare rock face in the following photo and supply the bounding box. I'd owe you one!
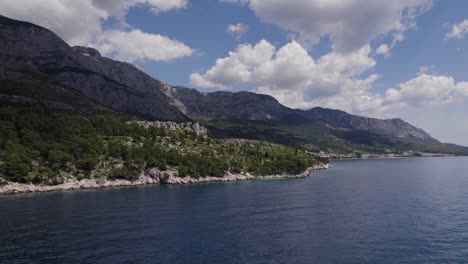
[221,138,267,146]
[129,121,208,137]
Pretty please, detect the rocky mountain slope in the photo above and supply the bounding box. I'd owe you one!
[162,86,297,121]
[297,107,437,142]
[164,86,437,142]
[0,15,187,121]
[1,15,465,154]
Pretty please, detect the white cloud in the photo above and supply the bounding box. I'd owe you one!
[375,32,406,57]
[387,75,454,106]
[220,0,249,4]
[91,29,194,63]
[227,23,249,40]
[190,39,387,115]
[446,19,468,39]
[0,0,106,45]
[416,65,436,75]
[226,0,433,53]
[190,40,276,89]
[386,74,468,107]
[92,0,188,18]
[144,0,188,13]
[191,39,468,117]
[454,82,468,98]
[417,65,430,75]
[376,44,390,56]
[0,0,193,62]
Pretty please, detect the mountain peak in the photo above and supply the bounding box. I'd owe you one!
[72,46,101,58]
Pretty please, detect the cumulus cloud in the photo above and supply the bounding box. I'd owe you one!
[446,19,468,39]
[91,29,194,62]
[225,0,433,53]
[92,0,188,18]
[227,23,249,40]
[191,39,468,116]
[190,39,387,115]
[375,32,406,57]
[386,74,468,107]
[0,0,106,45]
[190,40,276,89]
[376,44,390,56]
[0,0,193,62]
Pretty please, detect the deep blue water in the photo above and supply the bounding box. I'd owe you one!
[2,157,468,263]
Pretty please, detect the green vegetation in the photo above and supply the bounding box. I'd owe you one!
[0,106,326,184]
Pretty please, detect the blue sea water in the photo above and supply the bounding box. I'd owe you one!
[1,157,468,264]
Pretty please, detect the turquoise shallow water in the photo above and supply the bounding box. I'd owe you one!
[1,157,468,263]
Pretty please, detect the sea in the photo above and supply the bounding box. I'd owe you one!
[1,157,468,263]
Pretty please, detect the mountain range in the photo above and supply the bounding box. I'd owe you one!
[1,15,467,155]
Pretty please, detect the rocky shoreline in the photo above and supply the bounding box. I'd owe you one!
[0,164,331,195]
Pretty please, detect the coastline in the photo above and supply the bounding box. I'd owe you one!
[323,153,456,160]
[0,163,331,195]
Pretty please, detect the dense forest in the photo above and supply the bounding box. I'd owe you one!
[0,106,327,185]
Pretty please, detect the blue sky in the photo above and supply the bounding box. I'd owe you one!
[2,0,468,145]
[122,0,289,89]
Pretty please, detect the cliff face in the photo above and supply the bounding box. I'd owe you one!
[0,15,188,122]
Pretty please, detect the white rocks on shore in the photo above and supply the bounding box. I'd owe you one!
[0,163,331,195]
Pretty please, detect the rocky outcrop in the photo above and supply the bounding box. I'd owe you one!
[221,138,269,146]
[0,164,331,195]
[159,163,331,184]
[129,120,208,137]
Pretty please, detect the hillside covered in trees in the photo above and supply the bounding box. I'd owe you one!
[0,106,327,185]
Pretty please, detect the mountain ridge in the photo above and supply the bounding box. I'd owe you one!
[164,86,437,142]
[1,14,464,154]
[0,15,188,122]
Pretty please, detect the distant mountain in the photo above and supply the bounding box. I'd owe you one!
[296,107,438,142]
[164,86,437,142]
[1,15,466,154]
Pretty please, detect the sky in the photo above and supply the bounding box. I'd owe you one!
[2,0,468,145]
